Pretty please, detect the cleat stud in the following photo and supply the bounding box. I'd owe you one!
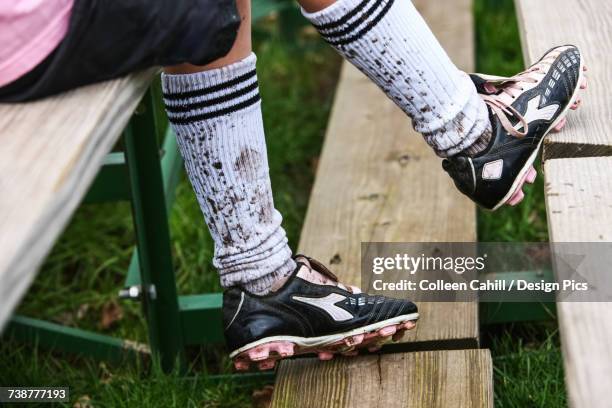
[342,350,359,357]
[318,351,334,361]
[368,345,382,353]
[404,320,417,330]
[234,360,250,371]
[352,334,365,346]
[507,189,525,206]
[526,166,537,184]
[276,342,295,357]
[258,360,276,371]
[378,325,397,337]
[248,346,270,362]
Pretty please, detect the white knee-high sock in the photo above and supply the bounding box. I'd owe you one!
[162,53,295,294]
[303,0,491,157]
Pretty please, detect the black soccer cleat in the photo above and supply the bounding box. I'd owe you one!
[223,255,418,371]
[443,45,587,210]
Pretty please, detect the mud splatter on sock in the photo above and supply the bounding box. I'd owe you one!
[303,0,491,157]
[162,53,295,294]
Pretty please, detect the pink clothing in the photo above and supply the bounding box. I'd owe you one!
[0,0,74,87]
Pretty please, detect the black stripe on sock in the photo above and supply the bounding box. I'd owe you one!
[324,0,394,46]
[168,94,261,125]
[317,0,384,40]
[164,80,259,114]
[163,69,257,101]
[312,0,371,31]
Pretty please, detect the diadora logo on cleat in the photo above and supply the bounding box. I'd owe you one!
[292,293,353,321]
[514,95,559,132]
[482,159,504,180]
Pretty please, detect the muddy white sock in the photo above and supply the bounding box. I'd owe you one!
[162,53,295,294]
[302,0,491,157]
[462,125,492,156]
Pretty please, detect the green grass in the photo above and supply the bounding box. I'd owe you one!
[1,3,567,407]
[484,324,567,407]
[0,340,257,407]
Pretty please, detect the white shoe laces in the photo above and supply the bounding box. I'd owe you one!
[481,53,558,138]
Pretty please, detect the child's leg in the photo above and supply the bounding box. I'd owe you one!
[300,0,491,157]
[163,1,421,368]
[162,0,295,295]
[299,0,585,210]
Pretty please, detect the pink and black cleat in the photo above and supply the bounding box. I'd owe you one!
[223,255,418,371]
[443,45,587,210]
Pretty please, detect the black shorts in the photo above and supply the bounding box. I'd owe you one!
[0,0,239,102]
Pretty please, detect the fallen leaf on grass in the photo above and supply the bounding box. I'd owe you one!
[100,300,123,330]
[76,303,90,320]
[73,395,93,408]
[99,362,113,385]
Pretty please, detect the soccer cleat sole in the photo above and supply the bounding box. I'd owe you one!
[501,66,587,208]
[231,317,418,371]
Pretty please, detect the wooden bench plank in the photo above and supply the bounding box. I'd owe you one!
[544,157,612,241]
[516,1,612,406]
[297,0,478,347]
[271,350,493,408]
[543,157,612,408]
[0,70,156,330]
[272,0,492,406]
[515,0,612,153]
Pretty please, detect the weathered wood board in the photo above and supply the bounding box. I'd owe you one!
[543,157,612,408]
[0,70,155,330]
[271,350,493,408]
[273,0,491,406]
[297,0,478,347]
[516,1,612,406]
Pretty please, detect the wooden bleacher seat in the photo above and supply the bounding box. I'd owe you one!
[272,350,493,408]
[271,0,493,406]
[0,69,155,330]
[515,1,612,406]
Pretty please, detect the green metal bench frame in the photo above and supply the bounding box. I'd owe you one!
[6,87,227,372]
